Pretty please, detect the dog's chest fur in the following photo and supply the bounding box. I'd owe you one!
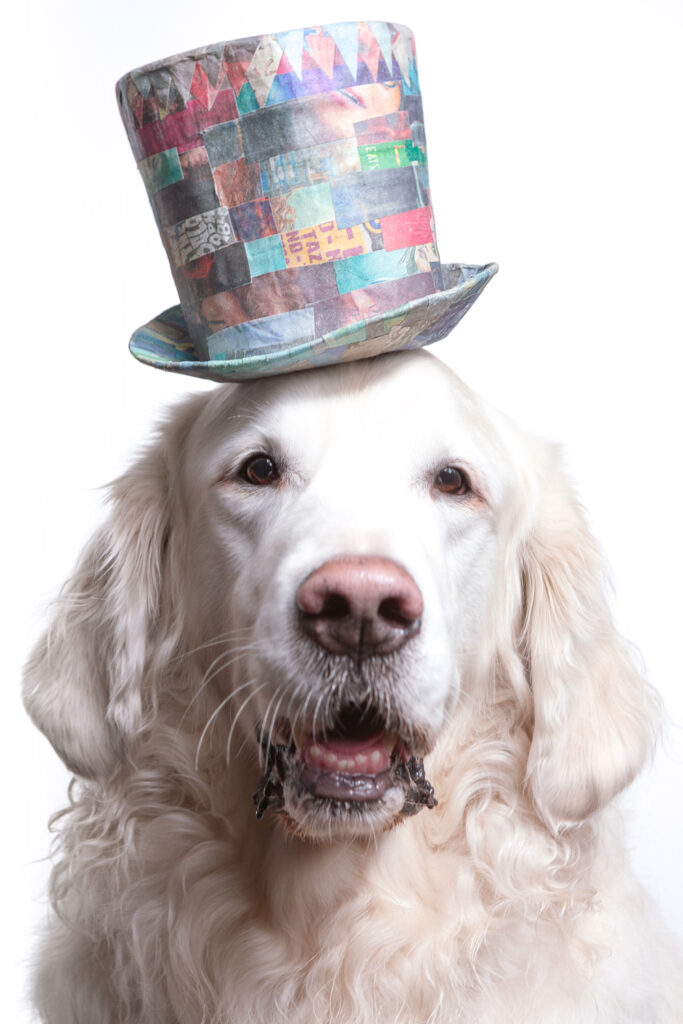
[52,743,648,1024]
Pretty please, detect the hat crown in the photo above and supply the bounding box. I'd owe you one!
[117,22,444,363]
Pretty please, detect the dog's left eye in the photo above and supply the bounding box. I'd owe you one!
[434,466,470,495]
[240,454,279,486]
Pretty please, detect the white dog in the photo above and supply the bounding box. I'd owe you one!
[24,351,682,1022]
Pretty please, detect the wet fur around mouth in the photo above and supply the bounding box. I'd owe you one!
[252,725,437,822]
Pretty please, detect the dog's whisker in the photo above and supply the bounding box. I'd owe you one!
[310,689,327,745]
[181,650,251,726]
[259,685,289,771]
[194,677,262,770]
[181,640,269,724]
[225,681,266,767]
[170,629,256,666]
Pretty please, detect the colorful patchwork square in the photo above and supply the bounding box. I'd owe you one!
[230,199,278,242]
[330,168,420,229]
[202,120,242,167]
[153,159,220,227]
[207,243,252,292]
[334,247,425,295]
[135,115,201,161]
[213,159,263,208]
[362,139,427,171]
[202,263,339,333]
[206,307,316,359]
[260,139,360,196]
[270,183,335,233]
[281,221,369,268]
[354,111,411,145]
[240,83,391,164]
[358,141,414,170]
[347,272,436,320]
[165,207,236,267]
[138,148,184,194]
[134,92,239,160]
[312,292,368,336]
[240,101,319,163]
[244,234,287,277]
[380,207,434,252]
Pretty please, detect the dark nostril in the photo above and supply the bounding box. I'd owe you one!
[318,592,350,620]
[378,596,416,626]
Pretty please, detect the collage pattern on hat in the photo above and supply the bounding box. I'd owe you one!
[117,22,445,365]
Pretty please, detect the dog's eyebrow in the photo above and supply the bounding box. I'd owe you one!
[208,428,299,484]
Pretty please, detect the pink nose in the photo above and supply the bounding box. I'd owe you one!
[296,556,423,657]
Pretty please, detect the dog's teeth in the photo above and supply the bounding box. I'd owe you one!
[303,738,392,774]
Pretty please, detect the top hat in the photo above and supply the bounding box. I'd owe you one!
[117,21,497,382]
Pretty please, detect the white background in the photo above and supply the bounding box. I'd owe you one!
[3,0,682,1018]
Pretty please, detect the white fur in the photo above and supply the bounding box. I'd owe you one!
[23,352,682,1022]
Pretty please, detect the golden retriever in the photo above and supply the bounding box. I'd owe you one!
[24,351,682,1022]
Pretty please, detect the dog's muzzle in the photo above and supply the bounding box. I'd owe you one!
[252,703,437,821]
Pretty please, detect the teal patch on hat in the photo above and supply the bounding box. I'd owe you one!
[138,148,184,194]
[244,234,287,277]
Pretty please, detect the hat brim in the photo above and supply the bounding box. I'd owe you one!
[129,262,498,383]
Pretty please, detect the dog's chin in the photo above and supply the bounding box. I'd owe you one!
[282,775,409,840]
[252,701,438,841]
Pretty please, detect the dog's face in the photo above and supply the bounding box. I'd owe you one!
[180,354,516,837]
[24,350,658,844]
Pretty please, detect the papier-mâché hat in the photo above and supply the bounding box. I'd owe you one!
[117,21,497,382]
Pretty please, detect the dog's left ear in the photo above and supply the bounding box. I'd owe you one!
[520,447,661,828]
[22,442,173,778]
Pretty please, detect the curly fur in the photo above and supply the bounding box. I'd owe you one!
[24,352,682,1022]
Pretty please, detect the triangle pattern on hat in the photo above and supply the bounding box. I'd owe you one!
[275,28,305,81]
[148,68,175,117]
[392,25,414,86]
[246,34,284,107]
[305,30,337,80]
[170,58,197,105]
[368,21,394,78]
[327,23,359,81]
[190,62,223,110]
[130,90,145,128]
[199,50,225,87]
[276,51,294,76]
[130,71,151,98]
[124,77,146,127]
[224,59,250,97]
[358,22,381,82]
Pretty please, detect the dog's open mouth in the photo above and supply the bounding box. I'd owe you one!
[253,702,437,823]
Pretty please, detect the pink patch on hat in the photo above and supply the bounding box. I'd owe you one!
[380,207,434,252]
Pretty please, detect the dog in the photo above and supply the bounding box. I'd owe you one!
[24,350,682,1022]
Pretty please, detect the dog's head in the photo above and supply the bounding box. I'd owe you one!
[24,352,659,840]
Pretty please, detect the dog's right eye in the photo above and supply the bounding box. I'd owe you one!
[239,454,279,486]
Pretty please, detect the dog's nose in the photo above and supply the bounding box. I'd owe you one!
[296,556,423,657]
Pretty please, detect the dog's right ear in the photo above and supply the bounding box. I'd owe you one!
[23,441,173,779]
